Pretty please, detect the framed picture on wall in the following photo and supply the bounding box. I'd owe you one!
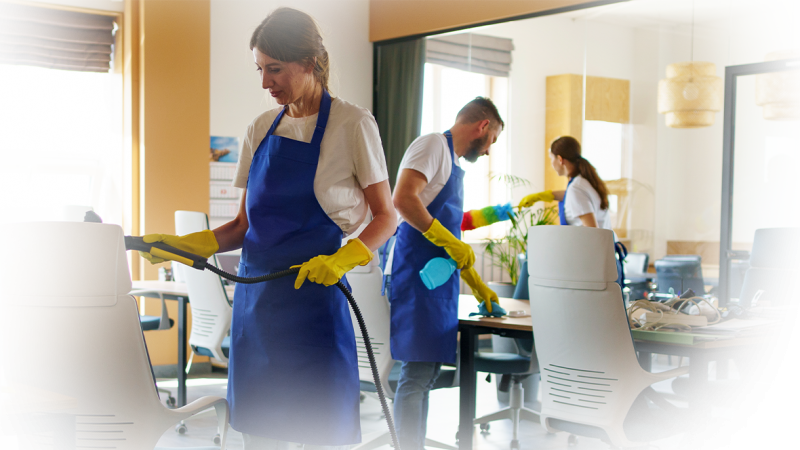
[210,136,239,163]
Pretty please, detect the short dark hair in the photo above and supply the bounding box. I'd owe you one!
[455,97,504,130]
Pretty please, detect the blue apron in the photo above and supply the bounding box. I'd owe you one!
[559,176,626,286]
[228,90,360,445]
[390,131,464,364]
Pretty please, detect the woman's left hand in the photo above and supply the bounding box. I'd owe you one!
[292,238,374,289]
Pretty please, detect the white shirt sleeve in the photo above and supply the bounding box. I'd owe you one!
[565,182,595,218]
[399,134,447,183]
[352,114,389,189]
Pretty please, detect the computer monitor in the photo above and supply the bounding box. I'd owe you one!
[655,257,705,296]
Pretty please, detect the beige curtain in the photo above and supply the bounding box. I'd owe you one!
[0,2,116,73]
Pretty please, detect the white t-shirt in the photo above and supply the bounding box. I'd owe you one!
[395,133,460,218]
[385,132,461,275]
[233,98,388,235]
[564,175,611,230]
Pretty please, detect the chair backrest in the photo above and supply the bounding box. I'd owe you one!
[347,264,397,398]
[0,222,175,449]
[175,211,233,362]
[527,226,652,439]
[624,252,649,273]
[654,256,704,295]
[738,227,800,307]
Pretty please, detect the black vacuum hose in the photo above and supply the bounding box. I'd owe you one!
[203,264,400,450]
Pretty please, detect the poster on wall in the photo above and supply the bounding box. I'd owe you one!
[210,136,239,163]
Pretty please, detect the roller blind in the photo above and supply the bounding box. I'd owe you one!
[0,2,116,73]
[426,32,513,77]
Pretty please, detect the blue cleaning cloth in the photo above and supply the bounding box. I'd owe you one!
[469,301,508,318]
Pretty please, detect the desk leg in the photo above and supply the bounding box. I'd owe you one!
[177,296,187,408]
[688,352,708,450]
[637,350,652,372]
[458,328,477,450]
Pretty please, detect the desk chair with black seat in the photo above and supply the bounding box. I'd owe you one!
[528,226,689,448]
[476,258,540,450]
[61,205,178,408]
[1,221,229,450]
[672,228,800,420]
[348,263,458,450]
[655,255,705,296]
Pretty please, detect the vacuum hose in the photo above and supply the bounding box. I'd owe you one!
[124,236,400,450]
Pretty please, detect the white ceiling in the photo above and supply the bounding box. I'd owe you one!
[565,0,800,28]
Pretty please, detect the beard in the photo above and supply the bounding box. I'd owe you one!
[463,134,489,163]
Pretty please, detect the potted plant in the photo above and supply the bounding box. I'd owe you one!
[481,174,558,297]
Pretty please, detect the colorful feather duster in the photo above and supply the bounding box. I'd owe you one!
[461,203,514,231]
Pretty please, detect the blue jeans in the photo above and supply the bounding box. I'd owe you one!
[242,434,350,450]
[393,360,442,450]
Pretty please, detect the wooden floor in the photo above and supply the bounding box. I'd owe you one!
[154,355,758,450]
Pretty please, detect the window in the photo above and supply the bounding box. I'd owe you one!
[420,63,509,239]
[0,64,124,226]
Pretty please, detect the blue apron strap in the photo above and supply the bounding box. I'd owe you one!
[310,90,332,147]
[381,234,396,297]
[559,176,576,225]
[614,241,628,287]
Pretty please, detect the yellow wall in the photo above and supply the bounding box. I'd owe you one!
[127,0,211,366]
[369,0,599,42]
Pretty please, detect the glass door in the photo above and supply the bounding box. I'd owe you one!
[719,58,800,305]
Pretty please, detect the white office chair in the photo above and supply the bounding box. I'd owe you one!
[174,211,232,364]
[348,264,457,450]
[0,221,228,450]
[527,226,688,448]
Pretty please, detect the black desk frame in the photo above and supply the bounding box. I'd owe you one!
[0,413,77,450]
[137,291,190,408]
[458,324,789,450]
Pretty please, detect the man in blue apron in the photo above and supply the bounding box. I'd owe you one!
[390,97,505,450]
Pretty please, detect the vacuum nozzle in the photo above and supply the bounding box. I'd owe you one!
[124,236,208,270]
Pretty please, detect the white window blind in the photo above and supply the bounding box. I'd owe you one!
[426,32,513,77]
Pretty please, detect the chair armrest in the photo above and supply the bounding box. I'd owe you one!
[647,365,690,383]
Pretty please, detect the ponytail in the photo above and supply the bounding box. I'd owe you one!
[550,136,609,210]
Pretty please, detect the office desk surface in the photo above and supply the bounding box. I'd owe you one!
[2,380,78,415]
[457,295,531,331]
[131,280,236,298]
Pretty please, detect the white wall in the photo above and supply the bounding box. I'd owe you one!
[209,0,372,141]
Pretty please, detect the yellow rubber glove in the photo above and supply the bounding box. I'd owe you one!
[139,230,219,265]
[460,267,500,313]
[293,238,374,289]
[518,190,555,208]
[422,219,475,270]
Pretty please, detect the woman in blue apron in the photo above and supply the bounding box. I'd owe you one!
[389,99,504,450]
[140,8,396,449]
[518,135,626,286]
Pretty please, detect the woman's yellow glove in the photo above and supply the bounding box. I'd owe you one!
[518,190,555,208]
[422,219,475,270]
[139,230,219,264]
[293,238,374,289]
[460,267,500,313]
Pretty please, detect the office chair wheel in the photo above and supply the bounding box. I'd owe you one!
[510,439,520,450]
[568,434,578,447]
[359,393,366,403]
[176,423,187,434]
[166,396,177,408]
[213,433,221,445]
[480,423,490,434]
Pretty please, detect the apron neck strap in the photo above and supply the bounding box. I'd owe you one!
[266,89,332,141]
[443,130,456,166]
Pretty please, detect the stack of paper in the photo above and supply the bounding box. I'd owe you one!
[692,319,794,337]
[749,305,800,320]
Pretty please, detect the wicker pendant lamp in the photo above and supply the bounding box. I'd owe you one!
[657,1,723,128]
[755,50,800,120]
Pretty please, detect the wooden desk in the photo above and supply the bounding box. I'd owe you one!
[0,380,78,450]
[455,295,767,450]
[130,281,235,407]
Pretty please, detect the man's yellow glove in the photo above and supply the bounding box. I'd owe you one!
[461,267,500,313]
[139,230,219,264]
[293,238,374,289]
[518,190,555,208]
[422,219,475,270]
